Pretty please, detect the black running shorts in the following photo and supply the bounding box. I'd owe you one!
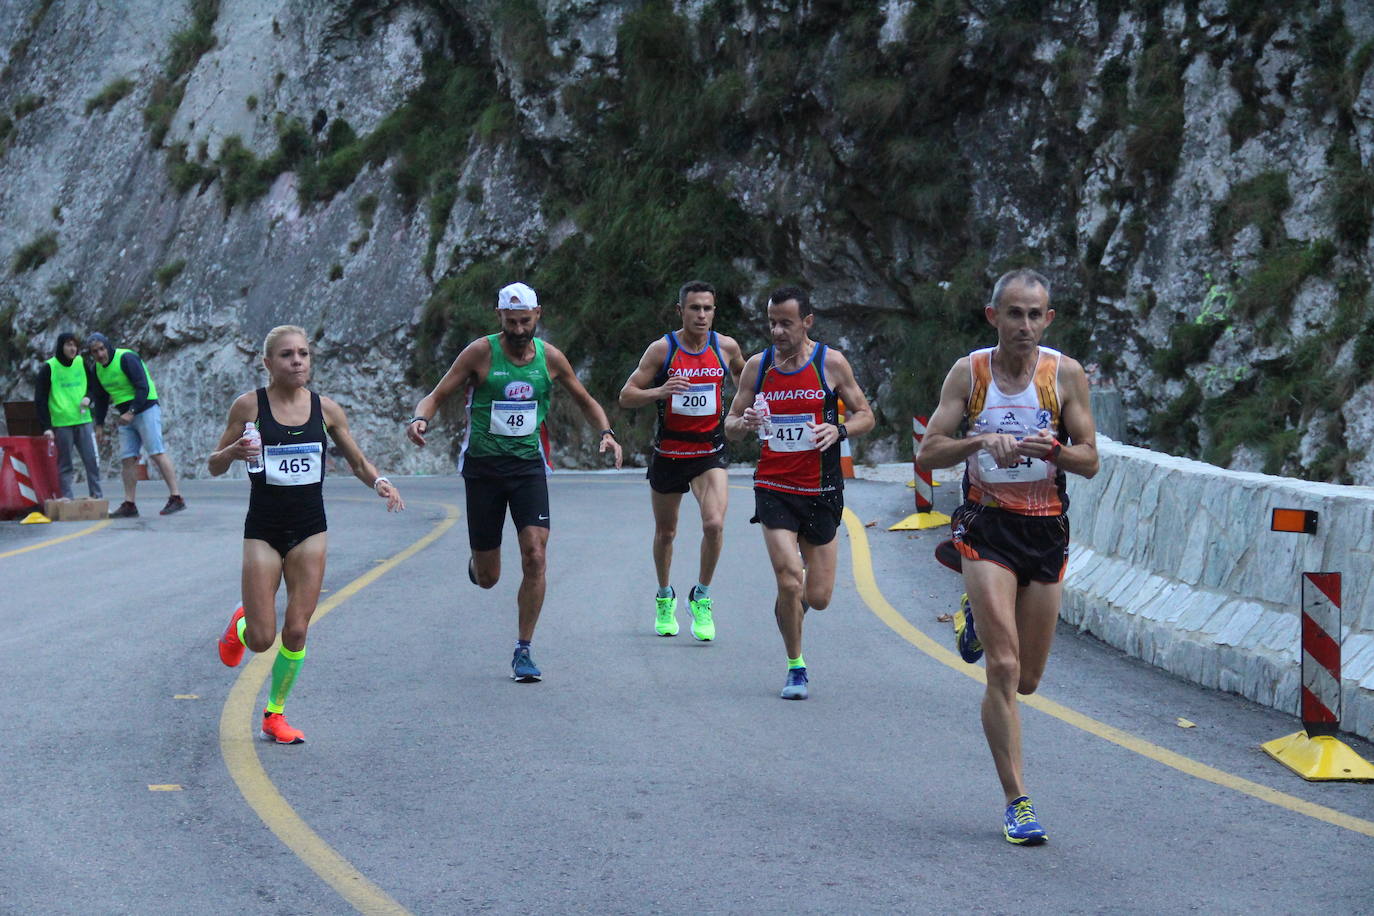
[244,516,328,559]
[750,486,842,546]
[950,501,1069,586]
[646,450,728,494]
[464,474,550,551]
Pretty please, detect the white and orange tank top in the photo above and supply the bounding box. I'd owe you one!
[962,346,1067,516]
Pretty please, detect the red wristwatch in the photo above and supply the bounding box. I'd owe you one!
[1048,440,1062,462]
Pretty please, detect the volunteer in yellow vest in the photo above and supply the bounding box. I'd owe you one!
[407,281,623,683]
[34,332,104,500]
[916,268,1099,846]
[87,332,186,517]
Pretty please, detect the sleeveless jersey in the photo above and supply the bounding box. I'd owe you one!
[247,388,328,530]
[963,346,1068,516]
[754,343,841,495]
[95,348,157,405]
[460,335,552,473]
[45,357,92,427]
[653,331,727,458]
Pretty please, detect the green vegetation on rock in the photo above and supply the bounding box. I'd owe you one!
[11,233,58,274]
[86,78,136,115]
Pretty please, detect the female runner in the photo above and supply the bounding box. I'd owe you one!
[208,325,404,743]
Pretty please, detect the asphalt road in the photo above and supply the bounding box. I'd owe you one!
[2,469,1372,915]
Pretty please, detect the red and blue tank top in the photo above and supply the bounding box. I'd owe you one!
[754,343,841,495]
[653,331,728,458]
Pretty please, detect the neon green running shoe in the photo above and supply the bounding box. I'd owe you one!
[655,590,679,637]
[688,586,715,642]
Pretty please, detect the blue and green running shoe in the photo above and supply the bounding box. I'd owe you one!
[780,666,809,700]
[954,593,983,664]
[511,647,542,682]
[655,590,679,637]
[688,587,715,641]
[1003,796,1047,845]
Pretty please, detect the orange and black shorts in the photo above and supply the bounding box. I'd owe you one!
[950,502,1068,586]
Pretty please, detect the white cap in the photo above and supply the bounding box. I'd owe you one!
[498,282,539,311]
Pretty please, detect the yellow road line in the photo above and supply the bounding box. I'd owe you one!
[0,518,111,559]
[219,502,461,916]
[841,508,1374,840]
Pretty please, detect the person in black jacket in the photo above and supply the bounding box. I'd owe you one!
[34,332,104,500]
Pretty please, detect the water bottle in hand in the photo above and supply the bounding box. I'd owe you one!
[243,423,264,474]
[753,394,772,441]
[971,416,998,472]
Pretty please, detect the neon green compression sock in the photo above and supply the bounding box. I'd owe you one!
[235,615,247,646]
[265,644,306,714]
[788,655,806,669]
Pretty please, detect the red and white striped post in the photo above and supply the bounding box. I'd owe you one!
[1261,552,1374,779]
[1300,573,1342,736]
[911,415,934,512]
[889,415,951,531]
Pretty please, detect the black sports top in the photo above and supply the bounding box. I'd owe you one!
[246,388,328,532]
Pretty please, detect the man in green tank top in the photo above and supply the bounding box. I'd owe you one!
[34,332,103,499]
[407,282,623,682]
[87,332,186,517]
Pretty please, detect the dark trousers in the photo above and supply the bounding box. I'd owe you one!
[54,422,104,499]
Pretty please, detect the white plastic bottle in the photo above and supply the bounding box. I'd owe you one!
[971,416,998,473]
[753,394,772,441]
[243,423,264,474]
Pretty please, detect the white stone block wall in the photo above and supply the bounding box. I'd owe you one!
[1063,438,1374,742]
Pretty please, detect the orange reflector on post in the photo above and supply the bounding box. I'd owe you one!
[1271,508,1318,534]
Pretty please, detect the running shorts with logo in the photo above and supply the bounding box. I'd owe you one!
[463,455,550,551]
[751,487,842,545]
[243,388,328,558]
[647,450,728,494]
[951,502,1068,586]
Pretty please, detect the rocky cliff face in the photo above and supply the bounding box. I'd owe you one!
[3,0,1374,483]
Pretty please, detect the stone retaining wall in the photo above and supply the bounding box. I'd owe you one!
[1063,439,1374,742]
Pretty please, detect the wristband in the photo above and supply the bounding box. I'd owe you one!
[407,416,430,428]
[373,476,391,491]
[1047,440,1062,462]
[600,428,615,438]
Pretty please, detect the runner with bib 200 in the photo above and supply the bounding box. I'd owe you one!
[725,286,873,700]
[619,280,745,641]
[209,325,404,745]
[916,269,1098,845]
[407,282,623,683]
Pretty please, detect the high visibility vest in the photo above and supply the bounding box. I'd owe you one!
[95,348,158,406]
[45,357,91,427]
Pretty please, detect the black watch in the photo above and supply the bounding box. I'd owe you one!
[837,424,848,441]
[600,428,616,438]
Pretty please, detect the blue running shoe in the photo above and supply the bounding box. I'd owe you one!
[511,647,542,682]
[1003,796,1048,845]
[780,666,809,700]
[954,593,984,664]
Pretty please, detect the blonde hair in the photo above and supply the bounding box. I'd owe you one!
[262,325,308,358]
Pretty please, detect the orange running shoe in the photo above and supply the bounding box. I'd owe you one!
[218,606,246,667]
[261,712,305,744]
